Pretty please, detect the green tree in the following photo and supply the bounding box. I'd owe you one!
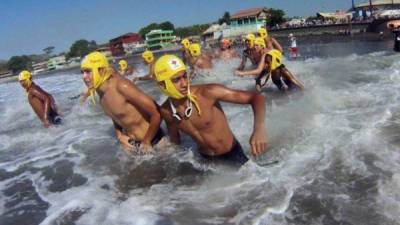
[138,23,159,39]
[67,39,97,59]
[7,55,32,73]
[175,23,210,38]
[267,8,286,27]
[218,11,231,25]
[159,21,175,31]
[43,46,55,56]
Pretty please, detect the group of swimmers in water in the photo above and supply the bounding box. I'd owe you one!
[17,27,304,167]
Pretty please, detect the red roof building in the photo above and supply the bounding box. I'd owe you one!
[109,33,142,56]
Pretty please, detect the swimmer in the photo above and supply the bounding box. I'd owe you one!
[235,38,304,92]
[118,59,135,76]
[81,51,164,153]
[237,33,260,71]
[181,38,191,64]
[215,39,239,59]
[154,55,267,167]
[18,70,63,128]
[133,50,155,82]
[187,43,213,79]
[258,27,283,52]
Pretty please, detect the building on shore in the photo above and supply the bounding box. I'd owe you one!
[316,11,353,23]
[97,46,112,58]
[109,33,142,57]
[222,7,268,38]
[202,23,228,42]
[32,61,48,75]
[145,30,176,50]
[47,55,67,71]
[0,70,13,79]
[352,0,400,19]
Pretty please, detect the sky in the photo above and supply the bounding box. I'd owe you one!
[0,0,353,60]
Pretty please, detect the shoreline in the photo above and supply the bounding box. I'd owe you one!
[1,32,394,84]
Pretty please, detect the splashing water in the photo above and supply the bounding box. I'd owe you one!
[0,41,400,225]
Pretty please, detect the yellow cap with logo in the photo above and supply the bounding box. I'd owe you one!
[81,51,111,105]
[118,60,128,72]
[245,33,255,48]
[142,50,154,64]
[254,37,266,48]
[181,38,190,49]
[18,70,32,94]
[189,43,201,57]
[154,54,201,115]
[258,27,268,38]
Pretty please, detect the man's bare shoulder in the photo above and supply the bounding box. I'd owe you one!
[115,76,137,91]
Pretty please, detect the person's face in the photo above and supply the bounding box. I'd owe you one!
[159,70,189,96]
[245,39,251,49]
[19,79,30,89]
[254,44,263,53]
[220,42,228,50]
[81,68,93,88]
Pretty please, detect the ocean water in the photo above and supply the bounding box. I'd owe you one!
[1,40,400,225]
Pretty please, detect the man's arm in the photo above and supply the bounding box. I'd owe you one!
[204,84,267,156]
[271,37,283,53]
[235,53,267,77]
[113,120,133,151]
[160,105,181,145]
[237,53,248,71]
[30,88,51,127]
[117,79,161,148]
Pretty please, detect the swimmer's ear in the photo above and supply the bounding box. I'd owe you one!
[158,81,166,89]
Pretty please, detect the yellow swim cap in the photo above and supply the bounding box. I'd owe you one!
[245,33,255,48]
[189,43,201,57]
[181,38,190,49]
[118,60,128,72]
[254,37,266,48]
[81,51,111,105]
[154,55,201,115]
[18,70,31,81]
[18,70,32,91]
[142,50,154,64]
[258,27,268,38]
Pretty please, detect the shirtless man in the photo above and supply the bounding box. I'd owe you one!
[215,39,239,59]
[118,59,134,76]
[235,38,304,92]
[188,43,213,78]
[80,51,163,153]
[18,70,62,128]
[237,33,260,71]
[133,50,155,82]
[154,55,267,166]
[258,27,283,53]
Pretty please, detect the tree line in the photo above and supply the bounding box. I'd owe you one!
[1,39,98,74]
[1,7,288,74]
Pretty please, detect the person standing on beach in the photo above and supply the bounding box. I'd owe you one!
[81,51,165,153]
[235,38,304,92]
[154,54,267,167]
[18,70,63,128]
[288,33,299,58]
